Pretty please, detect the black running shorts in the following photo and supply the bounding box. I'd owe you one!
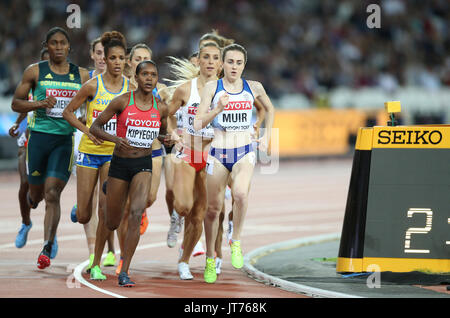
[108,154,152,182]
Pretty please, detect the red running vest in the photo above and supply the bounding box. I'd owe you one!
[116,91,161,148]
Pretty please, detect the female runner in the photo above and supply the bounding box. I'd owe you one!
[63,31,129,279]
[90,60,170,287]
[194,44,274,283]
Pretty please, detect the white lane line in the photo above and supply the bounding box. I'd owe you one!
[73,240,180,298]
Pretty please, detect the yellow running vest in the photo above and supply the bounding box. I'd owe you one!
[78,74,129,155]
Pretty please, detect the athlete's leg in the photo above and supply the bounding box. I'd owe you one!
[173,161,195,218]
[75,165,99,224]
[215,203,226,259]
[120,172,152,275]
[148,156,162,207]
[179,169,207,264]
[204,158,229,259]
[229,154,255,242]
[117,197,130,257]
[92,176,129,270]
[42,177,67,243]
[17,146,30,225]
[164,154,176,217]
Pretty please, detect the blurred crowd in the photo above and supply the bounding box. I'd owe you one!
[1,0,449,101]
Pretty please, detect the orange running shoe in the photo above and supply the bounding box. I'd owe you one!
[140,210,149,235]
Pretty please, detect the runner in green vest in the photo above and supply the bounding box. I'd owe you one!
[11,27,90,270]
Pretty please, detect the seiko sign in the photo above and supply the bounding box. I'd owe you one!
[377,130,443,145]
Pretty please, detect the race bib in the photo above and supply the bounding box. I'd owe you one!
[126,126,159,148]
[45,88,77,118]
[218,101,253,132]
[184,103,214,138]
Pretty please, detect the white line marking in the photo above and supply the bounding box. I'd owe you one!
[73,240,181,298]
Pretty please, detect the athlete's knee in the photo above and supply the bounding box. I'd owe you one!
[231,189,247,206]
[105,220,119,231]
[174,197,194,217]
[129,206,144,225]
[44,186,62,204]
[165,188,174,201]
[77,213,91,224]
[205,207,221,222]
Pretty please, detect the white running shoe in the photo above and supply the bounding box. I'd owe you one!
[176,214,184,234]
[192,241,205,257]
[227,221,234,245]
[178,262,193,280]
[167,212,179,248]
[215,257,223,275]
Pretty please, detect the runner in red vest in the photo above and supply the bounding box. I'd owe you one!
[90,60,171,287]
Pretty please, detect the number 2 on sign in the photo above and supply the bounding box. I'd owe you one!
[404,208,432,254]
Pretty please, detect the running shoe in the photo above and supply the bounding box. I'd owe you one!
[50,236,58,259]
[37,245,51,270]
[118,272,135,287]
[15,221,32,248]
[140,210,149,235]
[178,262,193,280]
[215,257,223,275]
[90,265,106,281]
[70,204,77,223]
[192,241,205,257]
[227,221,234,245]
[204,257,217,283]
[230,240,243,269]
[86,253,94,273]
[176,214,184,234]
[103,251,116,267]
[167,211,180,248]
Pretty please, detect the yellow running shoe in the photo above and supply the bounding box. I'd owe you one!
[103,251,116,267]
[204,257,217,283]
[90,265,106,281]
[230,241,243,269]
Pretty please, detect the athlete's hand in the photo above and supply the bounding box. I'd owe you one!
[41,96,57,109]
[256,135,269,153]
[115,137,134,151]
[8,124,19,138]
[217,93,229,112]
[87,132,103,146]
[251,124,260,141]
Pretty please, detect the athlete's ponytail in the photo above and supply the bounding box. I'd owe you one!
[101,31,127,58]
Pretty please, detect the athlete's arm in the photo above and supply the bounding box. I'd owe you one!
[90,93,133,151]
[193,80,223,131]
[157,100,172,146]
[8,113,28,138]
[166,83,187,143]
[167,83,187,116]
[249,81,275,153]
[63,78,101,144]
[11,64,56,113]
[253,99,266,139]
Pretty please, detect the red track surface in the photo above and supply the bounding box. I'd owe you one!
[0,159,351,298]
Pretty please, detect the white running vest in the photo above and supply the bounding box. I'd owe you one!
[181,78,214,138]
[210,78,254,132]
